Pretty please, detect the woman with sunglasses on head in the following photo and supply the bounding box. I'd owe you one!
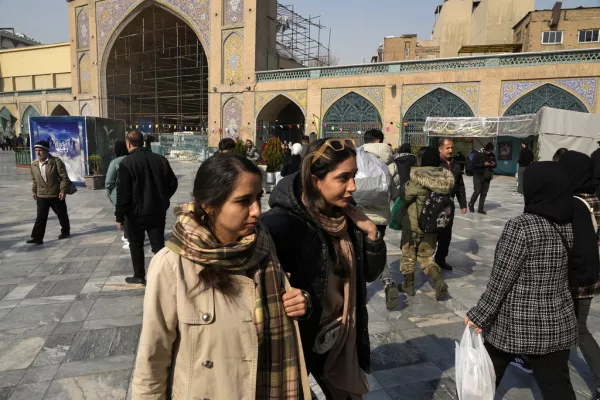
[261,138,387,399]
[132,153,311,400]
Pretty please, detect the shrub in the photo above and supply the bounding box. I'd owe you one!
[263,137,284,172]
[88,154,101,176]
[233,138,248,157]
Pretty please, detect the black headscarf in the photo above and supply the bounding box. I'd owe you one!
[524,161,573,224]
[558,151,595,195]
[398,143,411,154]
[114,140,128,157]
[420,146,440,167]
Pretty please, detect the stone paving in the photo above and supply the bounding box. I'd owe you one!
[0,150,598,400]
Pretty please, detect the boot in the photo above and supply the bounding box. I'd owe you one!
[468,203,475,213]
[383,278,399,311]
[400,273,415,296]
[478,194,488,214]
[428,268,448,301]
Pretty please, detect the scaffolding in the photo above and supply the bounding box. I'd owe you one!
[105,5,209,133]
[276,3,333,67]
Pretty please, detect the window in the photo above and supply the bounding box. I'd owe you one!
[542,31,563,44]
[405,42,410,58]
[579,29,600,43]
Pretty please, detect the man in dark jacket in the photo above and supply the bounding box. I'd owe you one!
[437,138,468,270]
[517,141,534,195]
[116,131,178,285]
[469,143,496,214]
[393,143,416,187]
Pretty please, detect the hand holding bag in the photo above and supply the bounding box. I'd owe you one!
[455,326,495,400]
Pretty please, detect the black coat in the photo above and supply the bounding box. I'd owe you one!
[260,173,386,375]
[517,147,534,168]
[591,148,600,191]
[281,154,302,177]
[472,151,496,177]
[570,197,600,289]
[441,158,467,209]
[394,153,417,187]
[115,147,178,223]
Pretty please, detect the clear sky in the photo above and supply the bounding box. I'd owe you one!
[1,0,599,64]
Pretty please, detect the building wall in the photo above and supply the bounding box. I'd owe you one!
[0,44,71,92]
[517,8,600,52]
[383,37,417,62]
[432,0,473,58]
[470,0,534,46]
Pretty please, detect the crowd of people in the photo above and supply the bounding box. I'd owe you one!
[0,133,28,150]
[23,130,600,400]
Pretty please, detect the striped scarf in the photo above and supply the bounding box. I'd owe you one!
[166,202,301,399]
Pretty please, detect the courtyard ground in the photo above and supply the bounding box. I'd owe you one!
[0,151,598,400]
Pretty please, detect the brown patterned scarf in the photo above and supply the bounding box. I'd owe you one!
[166,202,301,399]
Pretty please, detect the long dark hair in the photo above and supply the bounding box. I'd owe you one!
[192,153,262,293]
[114,140,128,157]
[301,139,356,279]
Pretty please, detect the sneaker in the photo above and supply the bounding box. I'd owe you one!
[122,243,129,250]
[26,239,43,245]
[510,356,533,374]
[384,281,399,311]
[468,204,475,213]
[58,233,70,240]
[121,236,128,242]
[125,276,146,286]
[477,209,487,215]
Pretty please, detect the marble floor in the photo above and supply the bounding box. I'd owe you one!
[0,151,597,400]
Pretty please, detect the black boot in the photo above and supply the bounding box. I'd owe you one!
[468,203,475,213]
[383,278,399,311]
[428,268,448,301]
[436,259,453,271]
[478,194,488,215]
[400,273,415,296]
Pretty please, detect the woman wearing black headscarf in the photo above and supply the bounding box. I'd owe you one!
[559,151,600,399]
[465,162,577,400]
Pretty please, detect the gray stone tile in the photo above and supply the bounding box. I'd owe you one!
[43,369,131,400]
[0,371,26,389]
[0,309,11,322]
[65,326,141,363]
[364,390,392,400]
[81,317,142,331]
[8,380,51,400]
[64,247,109,259]
[19,365,59,384]
[0,285,16,301]
[2,285,37,301]
[0,303,70,338]
[52,322,83,335]
[54,355,135,380]
[370,332,424,371]
[0,336,47,372]
[31,333,77,367]
[373,362,445,389]
[61,300,95,323]
[0,386,12,400]
[16,295,77,308]
[86,296,144,321]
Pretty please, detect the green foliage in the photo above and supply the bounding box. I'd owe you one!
[88,154,101,176]
[233,138,248,157]
[263,137,284,172]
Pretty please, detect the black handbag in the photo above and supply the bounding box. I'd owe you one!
[67,182,78,195]
[483,168,493,182]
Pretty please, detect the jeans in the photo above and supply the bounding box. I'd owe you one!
[470,176,490,210]
[377,225,394,283]
[435,216,454,263]
[125,214,166,279]
[574,297,600,388]
[31,197,70,240]
[484,342,575,400]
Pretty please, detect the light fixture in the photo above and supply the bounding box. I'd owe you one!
[212,87,217,92]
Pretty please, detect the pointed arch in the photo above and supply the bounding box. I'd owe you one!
[255,94,305,148]
[81,103,92,117]
[504,83,588,116]
[403,88,474,146]
[0,107,16,136]
[51,104,70,116]
[223,32,243,84]
[322,92,381,144]
[222,97,243,138]
[21,106,40,136]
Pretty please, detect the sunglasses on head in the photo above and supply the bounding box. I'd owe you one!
[311,139,356,165]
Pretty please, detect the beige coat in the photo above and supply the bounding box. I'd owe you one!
[31,156,70,198]
[132,247,310,400]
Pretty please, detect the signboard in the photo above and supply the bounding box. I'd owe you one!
[498,141,513,161]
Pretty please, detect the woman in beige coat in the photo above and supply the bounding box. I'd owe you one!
[132,153,311,400]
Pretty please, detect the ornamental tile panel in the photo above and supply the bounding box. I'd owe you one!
[322,87,384,116]
[224,0,243,25]
[96,0,211,61]
[254,91,307,116]
[222,97,242,137]
[401,83,479,114]
[77,6,90,50]
[501,78,597,111]
[556,78,597,109]
[223,33,243,84]
[79,53,92,94]
[501,81,540,108]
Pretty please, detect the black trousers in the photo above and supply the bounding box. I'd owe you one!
[484,342,575,400]
[470,176,490,210]
[574,297,600,388]
[435,216,454,263]
[31,197,70,240]
[125,214,166,279]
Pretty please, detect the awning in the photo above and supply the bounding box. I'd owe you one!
[458,44,523,54]
[422,114,539,138]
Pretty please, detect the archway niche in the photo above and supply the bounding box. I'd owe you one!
[504,84,588,116]
[323,92,381,146]
[51,105,70,116]
[256,95,305,150]
[105,4,209,134]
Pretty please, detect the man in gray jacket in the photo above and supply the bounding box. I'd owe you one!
[28,140,71,245]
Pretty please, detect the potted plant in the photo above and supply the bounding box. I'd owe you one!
[85,154,105,190]
[262,137,284,192]
[233,138,248,157]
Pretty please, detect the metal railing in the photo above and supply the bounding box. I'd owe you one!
[14,147,31,168]
[255,48,600,82]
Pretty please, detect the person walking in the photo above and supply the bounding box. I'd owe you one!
[246,139,260,163]
[465,162,578,400]
[436,138,467,271]
[301,135,311,158]
[281,142,303,176]
[115,131,178,285]
[359,129,400,310]
[105,140,129,249]
[516,141,534,195]
[559,151,600,400]
[28,140,71,245]
[393,143,416,187]
[132,153,311,400]
[261,138,387,399]
[399,146,453,300]
[469,143,496,214]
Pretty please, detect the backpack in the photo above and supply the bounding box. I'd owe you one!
[418,190,455,234]
[353,146,392,207]
[465,150,477,176]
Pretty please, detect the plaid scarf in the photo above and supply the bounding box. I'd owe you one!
[166,202,301,399]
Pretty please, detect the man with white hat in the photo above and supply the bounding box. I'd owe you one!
[28,140,71,245]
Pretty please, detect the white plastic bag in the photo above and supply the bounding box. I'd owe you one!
[353,146,391,207]
[455,326,496,400]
